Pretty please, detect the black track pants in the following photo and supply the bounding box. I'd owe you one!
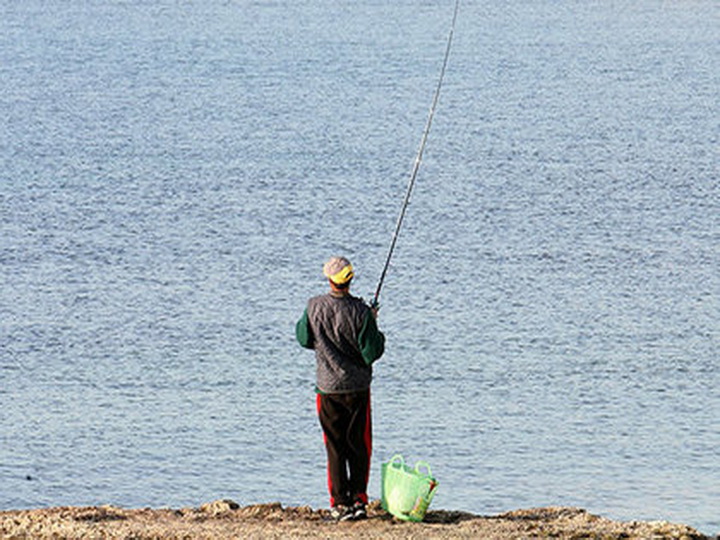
[316,390,372,507]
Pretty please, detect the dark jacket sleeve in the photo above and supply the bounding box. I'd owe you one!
[358,311,385,365]
[296,308,314,349]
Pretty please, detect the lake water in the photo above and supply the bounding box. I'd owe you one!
[1,0,718,535]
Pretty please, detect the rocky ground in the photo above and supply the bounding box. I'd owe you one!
[0,499,711,539]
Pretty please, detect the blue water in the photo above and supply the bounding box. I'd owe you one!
[1,0,718,535]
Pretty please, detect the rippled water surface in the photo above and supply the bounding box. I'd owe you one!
[1,0,718,535]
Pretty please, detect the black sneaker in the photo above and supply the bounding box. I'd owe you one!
[330,505,354,522]
[351,501,367,520]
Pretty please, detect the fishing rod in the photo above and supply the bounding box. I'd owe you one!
[372,0,460,309]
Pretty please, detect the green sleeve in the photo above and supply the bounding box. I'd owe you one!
[358,311,385,365]
[296,308,314,349]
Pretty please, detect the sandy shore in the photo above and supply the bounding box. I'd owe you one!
[0,499,710,539]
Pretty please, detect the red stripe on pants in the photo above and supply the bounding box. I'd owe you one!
[317,390,372,507]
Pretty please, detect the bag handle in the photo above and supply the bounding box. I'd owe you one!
[414,461,433,477]
[389,454,405,468]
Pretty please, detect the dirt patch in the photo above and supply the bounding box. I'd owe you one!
[0,500,709,539]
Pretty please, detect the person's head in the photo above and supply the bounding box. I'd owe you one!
[323,256,354,292]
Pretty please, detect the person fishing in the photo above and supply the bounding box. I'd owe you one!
[296,256,385,522]
[295,0,458,522]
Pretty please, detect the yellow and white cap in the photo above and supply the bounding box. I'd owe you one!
[323,256,354,285]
